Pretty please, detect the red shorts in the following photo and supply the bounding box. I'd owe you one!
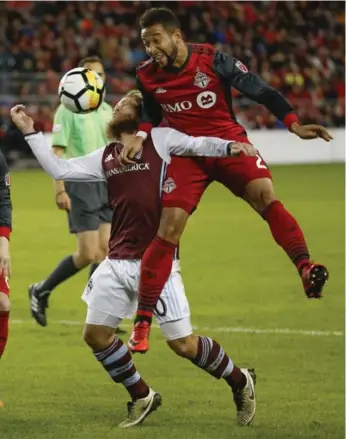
[161,154,272,214]
[0,274,9,296]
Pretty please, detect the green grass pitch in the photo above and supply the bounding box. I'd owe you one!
[0,164,344,439]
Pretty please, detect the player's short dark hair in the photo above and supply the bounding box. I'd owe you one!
[139,8,180,31]
[78,56,103,68]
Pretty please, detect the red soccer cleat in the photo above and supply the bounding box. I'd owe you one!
[301,262,329,299]
[128,321,151,354]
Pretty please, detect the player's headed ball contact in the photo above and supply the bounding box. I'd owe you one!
[58,67,105,114]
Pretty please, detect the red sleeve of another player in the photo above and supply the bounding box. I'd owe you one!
[137,122,153,135]
[0,227,10,240]
[282,113,300,131]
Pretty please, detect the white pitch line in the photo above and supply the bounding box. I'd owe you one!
[10,319,344,337]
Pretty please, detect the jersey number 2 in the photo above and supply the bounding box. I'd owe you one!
[256,155,267,169]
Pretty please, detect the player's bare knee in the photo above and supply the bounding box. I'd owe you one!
[83,324,114,350]
[243,178,277,213]
[83,325,97,348]
[93,253,105,265]
[0,293,10,312]
[167,335,198,359]
[98,245,108,262]
[259,188,277,212]
[158,208,189,244]
[77,249,99,266]
[253,190,276,213]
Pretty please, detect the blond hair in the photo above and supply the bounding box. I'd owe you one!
[124,89,143,101]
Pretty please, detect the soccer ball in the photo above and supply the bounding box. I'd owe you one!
[58,67,105,113]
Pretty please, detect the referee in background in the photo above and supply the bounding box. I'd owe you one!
[29,56,125,333]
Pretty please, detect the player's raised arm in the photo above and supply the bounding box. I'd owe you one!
[10,105,106,182]
[151,127,257,163]
[26,133,106,181]
[214,51,333,142]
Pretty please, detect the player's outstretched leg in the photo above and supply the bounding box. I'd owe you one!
[84,319,161,428]
[243,178,329,298]
[128,207,189,354]
[167,335,256,426]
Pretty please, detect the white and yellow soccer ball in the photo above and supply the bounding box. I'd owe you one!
[58,67,105,113]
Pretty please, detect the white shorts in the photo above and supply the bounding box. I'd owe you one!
[82,258,192,341]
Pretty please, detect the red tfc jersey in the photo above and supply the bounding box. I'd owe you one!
[137,43,299,140]
[102,137,165,260]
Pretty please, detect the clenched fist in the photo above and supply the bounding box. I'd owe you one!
[10,105,35,135]
[119,136,143,166]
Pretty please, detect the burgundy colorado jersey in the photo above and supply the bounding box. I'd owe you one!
[25,129,231,260]
[102,139,164,259]
[137,43,298,140]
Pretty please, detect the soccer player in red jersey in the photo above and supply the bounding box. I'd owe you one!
[0,151,11,361]
[11,96,257,427]
[0,149,12,407]
[119,8,333,353]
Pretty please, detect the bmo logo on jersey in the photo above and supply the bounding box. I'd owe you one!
[196,91,217,109]
[160,92,217,113]
[160,101,193,113]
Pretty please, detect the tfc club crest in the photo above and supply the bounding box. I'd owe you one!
[235,60,248,73]
[194,69,211,89]
[162,177,176,194]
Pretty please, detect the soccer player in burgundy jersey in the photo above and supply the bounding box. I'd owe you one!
[119,8,333,353]
[11,96,258,427]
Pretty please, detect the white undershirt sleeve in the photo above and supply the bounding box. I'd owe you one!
[25,132,106,181]
[151,127,231,164]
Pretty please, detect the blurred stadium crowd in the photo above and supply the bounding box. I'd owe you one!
[0,0,345,160]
